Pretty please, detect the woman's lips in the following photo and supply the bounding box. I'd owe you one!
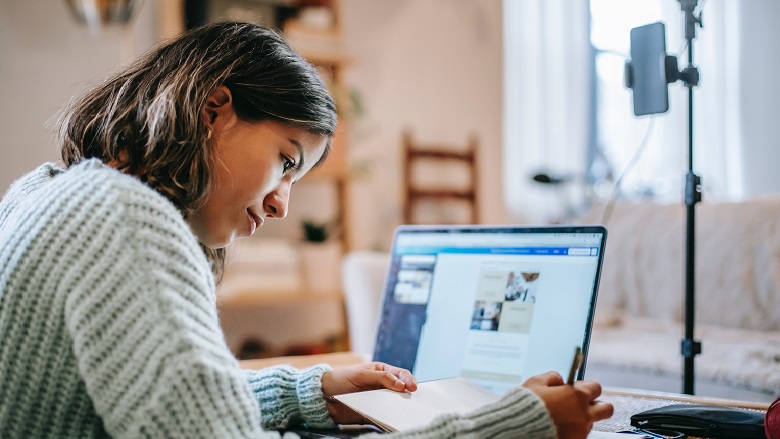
[247,208,263,236]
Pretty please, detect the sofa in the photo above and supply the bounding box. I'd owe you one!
[575,199,780,402]
[341,198,780,403]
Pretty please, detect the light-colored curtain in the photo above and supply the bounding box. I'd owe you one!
[694,0,745,199]
[502,0,592,223]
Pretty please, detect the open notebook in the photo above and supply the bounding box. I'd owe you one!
[372,225,607,394]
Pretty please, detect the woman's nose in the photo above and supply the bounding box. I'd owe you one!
[264,185,290,219]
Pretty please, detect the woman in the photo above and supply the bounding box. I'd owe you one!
[0,22,611,438]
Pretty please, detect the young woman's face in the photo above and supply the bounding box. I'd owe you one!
[188,88,329,248]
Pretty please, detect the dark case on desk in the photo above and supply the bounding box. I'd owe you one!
[630,404,766,439]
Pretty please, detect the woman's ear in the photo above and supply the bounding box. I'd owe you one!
[202,86,234,129]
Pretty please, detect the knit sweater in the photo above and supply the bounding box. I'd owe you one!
[0,160,556,439]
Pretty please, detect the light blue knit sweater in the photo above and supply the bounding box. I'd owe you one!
[0,160,556,438]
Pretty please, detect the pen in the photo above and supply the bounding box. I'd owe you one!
[566,346,583,385]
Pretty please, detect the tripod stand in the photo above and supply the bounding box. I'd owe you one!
[625,0,704,394]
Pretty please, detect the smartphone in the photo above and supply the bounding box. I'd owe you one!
[627,22,669,116]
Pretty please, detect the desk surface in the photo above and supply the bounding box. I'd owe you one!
[239,351,369,370]
[593,388,769,433]
[238,352,770,433]
[217,290,344,307]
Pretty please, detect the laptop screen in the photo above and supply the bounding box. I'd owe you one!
[372,225,607,394]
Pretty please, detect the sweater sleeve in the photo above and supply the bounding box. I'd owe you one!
[368,387,556,439]
[60,173,287,438]
[243,364,337,430]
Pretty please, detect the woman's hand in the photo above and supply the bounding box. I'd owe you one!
[523,371,614,439]
[321,362,417,424]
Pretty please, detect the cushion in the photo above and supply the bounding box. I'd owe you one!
[588,316,780,397]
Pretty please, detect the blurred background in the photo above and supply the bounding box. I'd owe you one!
[2,0,779,361]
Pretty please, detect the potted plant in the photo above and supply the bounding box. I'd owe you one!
[299,219,342,294]
[302,220,329,243]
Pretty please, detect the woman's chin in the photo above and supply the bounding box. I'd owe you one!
[202,233,237,250]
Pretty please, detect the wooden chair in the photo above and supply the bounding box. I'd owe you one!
[402,130,479,224]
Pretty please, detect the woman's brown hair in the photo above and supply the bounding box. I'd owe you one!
[57,22,337,281]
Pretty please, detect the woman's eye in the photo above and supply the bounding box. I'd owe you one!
[282,155,295,173]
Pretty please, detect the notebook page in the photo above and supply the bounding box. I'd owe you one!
[334,377,501,432]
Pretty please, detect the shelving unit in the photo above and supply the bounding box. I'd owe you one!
[283,0,354,250]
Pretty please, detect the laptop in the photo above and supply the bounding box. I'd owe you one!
[371,224,607,395]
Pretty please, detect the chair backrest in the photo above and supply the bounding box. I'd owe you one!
[402,130,479,224]
[341,251,390,356]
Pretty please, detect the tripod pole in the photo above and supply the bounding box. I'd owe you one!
[680,0,702,395]
[682,95,701,395]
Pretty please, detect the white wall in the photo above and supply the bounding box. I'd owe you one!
[0,0,156,192]
[735,0,780,196]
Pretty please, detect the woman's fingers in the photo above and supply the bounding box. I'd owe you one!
[372,363,418,391]
[523,370,565,388]
[327,362,418,394]
[523,372,614,439]
[357,369,405,391]
[589,401,615,421]
[574,380,603,400]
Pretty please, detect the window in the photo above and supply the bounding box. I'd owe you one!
[502,0,738,224]
[589,0,689,202]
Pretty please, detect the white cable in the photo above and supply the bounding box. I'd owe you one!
[600,115,656,225]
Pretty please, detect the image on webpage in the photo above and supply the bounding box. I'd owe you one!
[461,267,541,392]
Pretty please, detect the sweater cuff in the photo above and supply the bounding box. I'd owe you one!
[296,364,337,429]
[479,387,556,438]
[244,363,336,431]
